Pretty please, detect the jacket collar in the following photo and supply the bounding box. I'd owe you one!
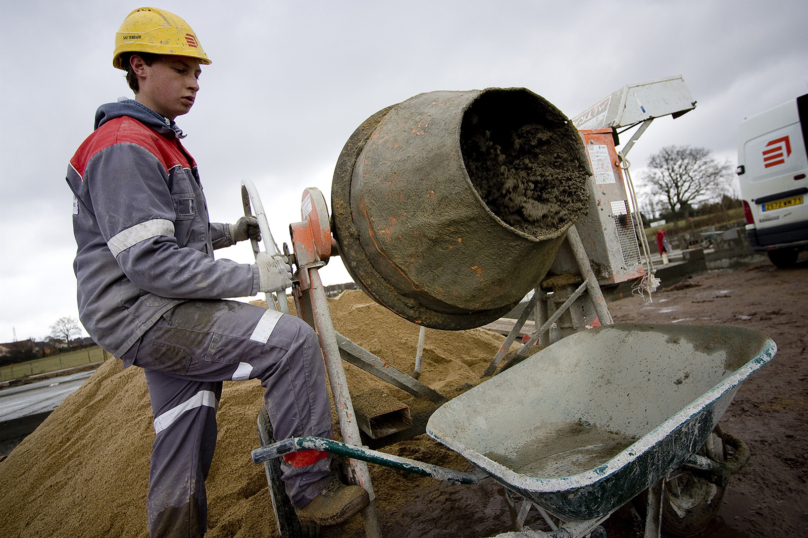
[94,99,186,139]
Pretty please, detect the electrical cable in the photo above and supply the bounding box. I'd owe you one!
[618,153,660,302]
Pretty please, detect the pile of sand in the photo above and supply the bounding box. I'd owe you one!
[0,290,510,537]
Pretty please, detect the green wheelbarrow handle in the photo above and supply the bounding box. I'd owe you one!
[252,436,489,485]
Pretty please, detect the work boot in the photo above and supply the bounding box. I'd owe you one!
[295,476,370,526]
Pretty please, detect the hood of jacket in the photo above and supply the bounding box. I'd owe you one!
[94,99,186,139]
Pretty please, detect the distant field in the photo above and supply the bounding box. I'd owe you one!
[0,347,108,382]
[643,209,745,243]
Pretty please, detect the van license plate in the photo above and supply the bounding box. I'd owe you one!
[761,196,803,212]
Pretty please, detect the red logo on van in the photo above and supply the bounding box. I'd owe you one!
[185,34,198,48]
[763,136,791,168]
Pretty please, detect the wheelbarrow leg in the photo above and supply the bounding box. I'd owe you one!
[644,480,664,538]
[503,489,563,534]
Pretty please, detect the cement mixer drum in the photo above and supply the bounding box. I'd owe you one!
[331,88,591,330]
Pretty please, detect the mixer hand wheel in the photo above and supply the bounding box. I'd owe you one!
[241,178,290,314]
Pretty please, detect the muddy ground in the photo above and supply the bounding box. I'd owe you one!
[323,258,808,538]
[602,257,808,538]
[0,258,805,538]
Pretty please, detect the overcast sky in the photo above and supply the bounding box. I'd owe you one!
[1,0,806,343]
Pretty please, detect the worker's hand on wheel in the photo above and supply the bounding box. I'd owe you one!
[229,216,261,243]
[255,252,293,293]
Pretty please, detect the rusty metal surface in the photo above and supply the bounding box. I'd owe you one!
[332,88,587,329]
[300,188,331,261]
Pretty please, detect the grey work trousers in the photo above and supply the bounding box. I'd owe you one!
[122,300,334,538]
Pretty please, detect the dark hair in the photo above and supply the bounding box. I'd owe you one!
[121,52,160,93]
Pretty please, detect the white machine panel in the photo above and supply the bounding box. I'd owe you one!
[571,75,696,130]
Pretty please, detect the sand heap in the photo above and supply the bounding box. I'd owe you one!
[0,290,511,538]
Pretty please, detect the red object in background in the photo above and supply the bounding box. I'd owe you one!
[743,200,755,225]
[656,229,667,254]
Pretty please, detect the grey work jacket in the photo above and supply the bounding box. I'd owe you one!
[65,100,260,362]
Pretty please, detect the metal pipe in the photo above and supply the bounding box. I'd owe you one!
[241,179,289,314]
[566,226,613,325]
[620,155,659,300]
[644,480,664,538]
[252,436,489,485]
[414,326,426,379]
[336,332,445,403]
[307,267,382,537]
[515,500,532,530]
[620,118,654,157]
[483,291,541,376]
[512,280,588,360]
[533,287,550,347]
[535,505,558,531]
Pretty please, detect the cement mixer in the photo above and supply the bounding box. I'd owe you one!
[331,88,591,330]
[244,80,769,538]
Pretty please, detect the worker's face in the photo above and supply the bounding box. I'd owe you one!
[132,55,201,121]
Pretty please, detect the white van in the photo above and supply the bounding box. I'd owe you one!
[737,94,808,267]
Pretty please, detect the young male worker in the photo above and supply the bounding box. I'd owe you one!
[65,7,368,537]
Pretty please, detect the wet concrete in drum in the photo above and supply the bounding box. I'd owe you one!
[461,97,589,238]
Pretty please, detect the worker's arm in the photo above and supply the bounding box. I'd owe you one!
[86,143,260,299]
[210,222,233,250]
[210,217,261,250]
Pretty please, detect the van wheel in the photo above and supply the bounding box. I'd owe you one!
[767,248,799,268]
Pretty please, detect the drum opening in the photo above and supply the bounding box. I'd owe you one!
[460,89,590,238]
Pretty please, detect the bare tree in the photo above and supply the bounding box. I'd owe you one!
[643,146,732,220]
[639,195,660,223]
[49,317,83,350]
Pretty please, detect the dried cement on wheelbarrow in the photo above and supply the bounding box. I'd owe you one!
[0,290,512,538]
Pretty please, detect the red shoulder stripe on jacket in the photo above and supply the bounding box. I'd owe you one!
[70,117,194,179]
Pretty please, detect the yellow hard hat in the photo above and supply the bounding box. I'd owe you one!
[113,7,211,69]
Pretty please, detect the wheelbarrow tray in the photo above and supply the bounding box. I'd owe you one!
[426,323,775,522]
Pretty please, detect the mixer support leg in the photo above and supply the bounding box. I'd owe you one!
[305,267,383,537]
[567,226,613,325]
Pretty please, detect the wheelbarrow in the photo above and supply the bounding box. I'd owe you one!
[252,323,776,537]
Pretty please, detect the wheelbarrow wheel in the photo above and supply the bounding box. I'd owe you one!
[661,470,725,537]
[633,430,726,537]
[257,407,319,538]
